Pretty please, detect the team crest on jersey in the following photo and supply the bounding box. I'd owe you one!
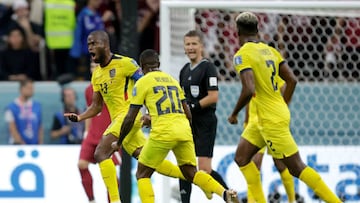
[190,85,199,98]
[109,68,116,78]
[234,56,242,65]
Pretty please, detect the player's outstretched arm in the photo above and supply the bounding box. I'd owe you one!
[64,91,104,122]
[228,69,255,124]
[279,63,297,104]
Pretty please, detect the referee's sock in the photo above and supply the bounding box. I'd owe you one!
[179,179,192,203]
[239,161,266,203]
[210,170,229,189]
[299,166,342,203]
[155,159,185,179]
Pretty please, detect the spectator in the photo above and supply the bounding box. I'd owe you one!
[7,0,44,52]
[0,2,12,50]
[50,87,85,144]
[0,27,39,81]
[4,79,44,144]
[98,0,121,52]
[69,0,105,80]
[44,0,76,79]
[138,0,159,54]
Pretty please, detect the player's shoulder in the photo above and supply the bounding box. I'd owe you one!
[113,54,140,69]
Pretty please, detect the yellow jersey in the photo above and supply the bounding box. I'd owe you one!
[233,42,290,123]
[130,71,193,141]
[91,55,143,121]
[248,78,285,124]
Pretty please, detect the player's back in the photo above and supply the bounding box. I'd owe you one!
[91,55,142,120]
[134,71,192,141]
[234,42,289,123]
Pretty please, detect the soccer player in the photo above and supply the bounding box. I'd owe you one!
[64,30,191,203]
[178,30,228,202]
[78,62,121,203]
[228,12,342,203]
[112,49,239,203]
[244,80,296,203]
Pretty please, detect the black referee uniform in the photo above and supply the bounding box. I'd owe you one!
[179,58,218,157]
[178,58,228,203]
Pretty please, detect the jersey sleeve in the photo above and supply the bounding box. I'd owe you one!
[233,49,252,74]
[123,58,143,81]
[178,84,186,101]
[130,78,147,106]
[205,62,219,91]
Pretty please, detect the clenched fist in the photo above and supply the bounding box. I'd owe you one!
[64,113,79,122]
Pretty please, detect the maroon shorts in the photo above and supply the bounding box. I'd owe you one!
[79,138,121,165]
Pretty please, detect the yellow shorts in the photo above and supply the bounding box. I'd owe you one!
[241,122,267,149]
[242,121,298,159]
[139,137,197,169]
[103,113,146,156]
[260,120,298,159]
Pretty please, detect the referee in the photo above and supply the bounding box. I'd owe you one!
[178,30,228,202]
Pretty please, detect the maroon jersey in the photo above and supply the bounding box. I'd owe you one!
[84,84,111,144]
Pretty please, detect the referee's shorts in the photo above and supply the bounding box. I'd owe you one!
[192,110,217,157]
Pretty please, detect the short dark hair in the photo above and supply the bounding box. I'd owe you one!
[19,79,33,89]
[184,30,204,42]
[235,12,259,36]
[89,30,110,45]
[139,49,160,67]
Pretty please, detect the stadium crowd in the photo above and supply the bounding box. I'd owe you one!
[0,0,159,81]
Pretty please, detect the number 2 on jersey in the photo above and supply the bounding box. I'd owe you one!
[266,60,278,91]
[154,85,183,115]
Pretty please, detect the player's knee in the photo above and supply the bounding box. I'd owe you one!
[180,165,197,181]
[94,148,106,163]
[234,155,249,167]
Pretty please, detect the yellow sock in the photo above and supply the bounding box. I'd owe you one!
[155,159,185,180]
[240,161,266,203]
[99,159,120,203]
[138,178,154,203]
[299,166,342,203]
[247,187,256,203]
[280,168,296,202]
[192,170,225,198]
